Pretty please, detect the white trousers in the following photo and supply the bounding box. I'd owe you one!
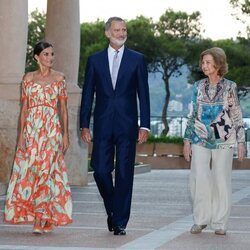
[190,144,234,230]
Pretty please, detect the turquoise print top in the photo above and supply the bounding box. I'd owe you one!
[184,78,245,149]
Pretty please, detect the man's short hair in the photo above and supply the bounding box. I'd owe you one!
[105,17,125,31]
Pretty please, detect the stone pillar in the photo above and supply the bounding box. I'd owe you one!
[45,0,88,186]
[0,0,28,194]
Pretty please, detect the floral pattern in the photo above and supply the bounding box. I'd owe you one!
[4,80,72,226]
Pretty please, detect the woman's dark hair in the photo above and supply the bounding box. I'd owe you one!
[33,41,53,61]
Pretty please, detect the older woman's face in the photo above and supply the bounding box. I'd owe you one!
[201,54,218,77]
[36,46,54,68]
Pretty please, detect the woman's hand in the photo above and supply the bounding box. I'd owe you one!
[237,143,245,162]
[183,140,192,162]
[17,133,25,150]
[62,134,69,153]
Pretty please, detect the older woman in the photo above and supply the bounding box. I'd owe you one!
[183,47,245,235]
[4,41,72,234]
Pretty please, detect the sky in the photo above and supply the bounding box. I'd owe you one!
[28,0,247,40]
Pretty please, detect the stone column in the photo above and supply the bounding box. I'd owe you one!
[45,0,88,186]
[0,0,28,194]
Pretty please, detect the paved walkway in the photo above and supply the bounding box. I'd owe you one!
[0,169,250,250]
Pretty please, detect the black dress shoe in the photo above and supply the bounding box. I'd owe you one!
[114,226,126,235]
[107,216,113,232]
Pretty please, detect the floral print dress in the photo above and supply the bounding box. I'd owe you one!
[4,80,72,226]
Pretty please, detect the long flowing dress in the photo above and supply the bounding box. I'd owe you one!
[4,80,73,226]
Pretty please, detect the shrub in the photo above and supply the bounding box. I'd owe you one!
[147,134,183,144]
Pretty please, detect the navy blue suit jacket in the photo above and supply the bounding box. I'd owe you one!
[80,47,150,139]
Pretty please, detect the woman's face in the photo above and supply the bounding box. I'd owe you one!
[36,46,54,68]
[201,54,219,77]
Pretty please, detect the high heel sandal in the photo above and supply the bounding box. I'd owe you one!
[33,220,44,235]
[43,221,54,233]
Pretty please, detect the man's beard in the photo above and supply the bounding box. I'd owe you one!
[110,37,127,47]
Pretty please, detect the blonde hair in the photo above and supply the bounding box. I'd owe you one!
[199,47,228,77]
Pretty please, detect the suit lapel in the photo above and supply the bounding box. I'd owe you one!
[102,49,112,82]
[100,49,114,92]
[115,47,130,89]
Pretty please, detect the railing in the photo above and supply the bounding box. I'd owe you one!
[149,116,250,157]
[89,116,250,157]
[149,116,187,137]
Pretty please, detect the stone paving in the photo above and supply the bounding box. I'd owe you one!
[0,169,250,250]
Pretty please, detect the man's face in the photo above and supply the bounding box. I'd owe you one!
[105,20,127,48]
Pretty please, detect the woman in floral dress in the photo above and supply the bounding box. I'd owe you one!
[4,41,72,234]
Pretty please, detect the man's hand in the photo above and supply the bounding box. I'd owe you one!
[81,128,92,143]
[138,129,149,144]
[183,140,192,162]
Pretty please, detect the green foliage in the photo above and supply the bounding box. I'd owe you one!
[151,9,202,76]
[126,16,157,64]
[157,9,201,40]
[230,0,250,14]
[78,20,108,86]
[147,134,183,144]
[230,0,250,37]
[26,10,46,72]
[185,39,214,83]
[214,39,250,87]
[151,10,202,135]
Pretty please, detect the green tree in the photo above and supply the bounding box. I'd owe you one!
[126,16,158,65]
[146,10,202,135]
[214,38,250,87]
[230,0,250,14]
[230,0,250,37]
[78,20,108,86]
[26,10,46,72]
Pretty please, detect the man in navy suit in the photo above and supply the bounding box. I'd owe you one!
[80,17,150,235]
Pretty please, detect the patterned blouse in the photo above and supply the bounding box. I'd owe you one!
[184,78,245,149]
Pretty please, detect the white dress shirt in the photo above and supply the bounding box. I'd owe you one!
[107,45,124,75]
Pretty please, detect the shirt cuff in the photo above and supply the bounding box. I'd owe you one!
[140,127,150,132]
